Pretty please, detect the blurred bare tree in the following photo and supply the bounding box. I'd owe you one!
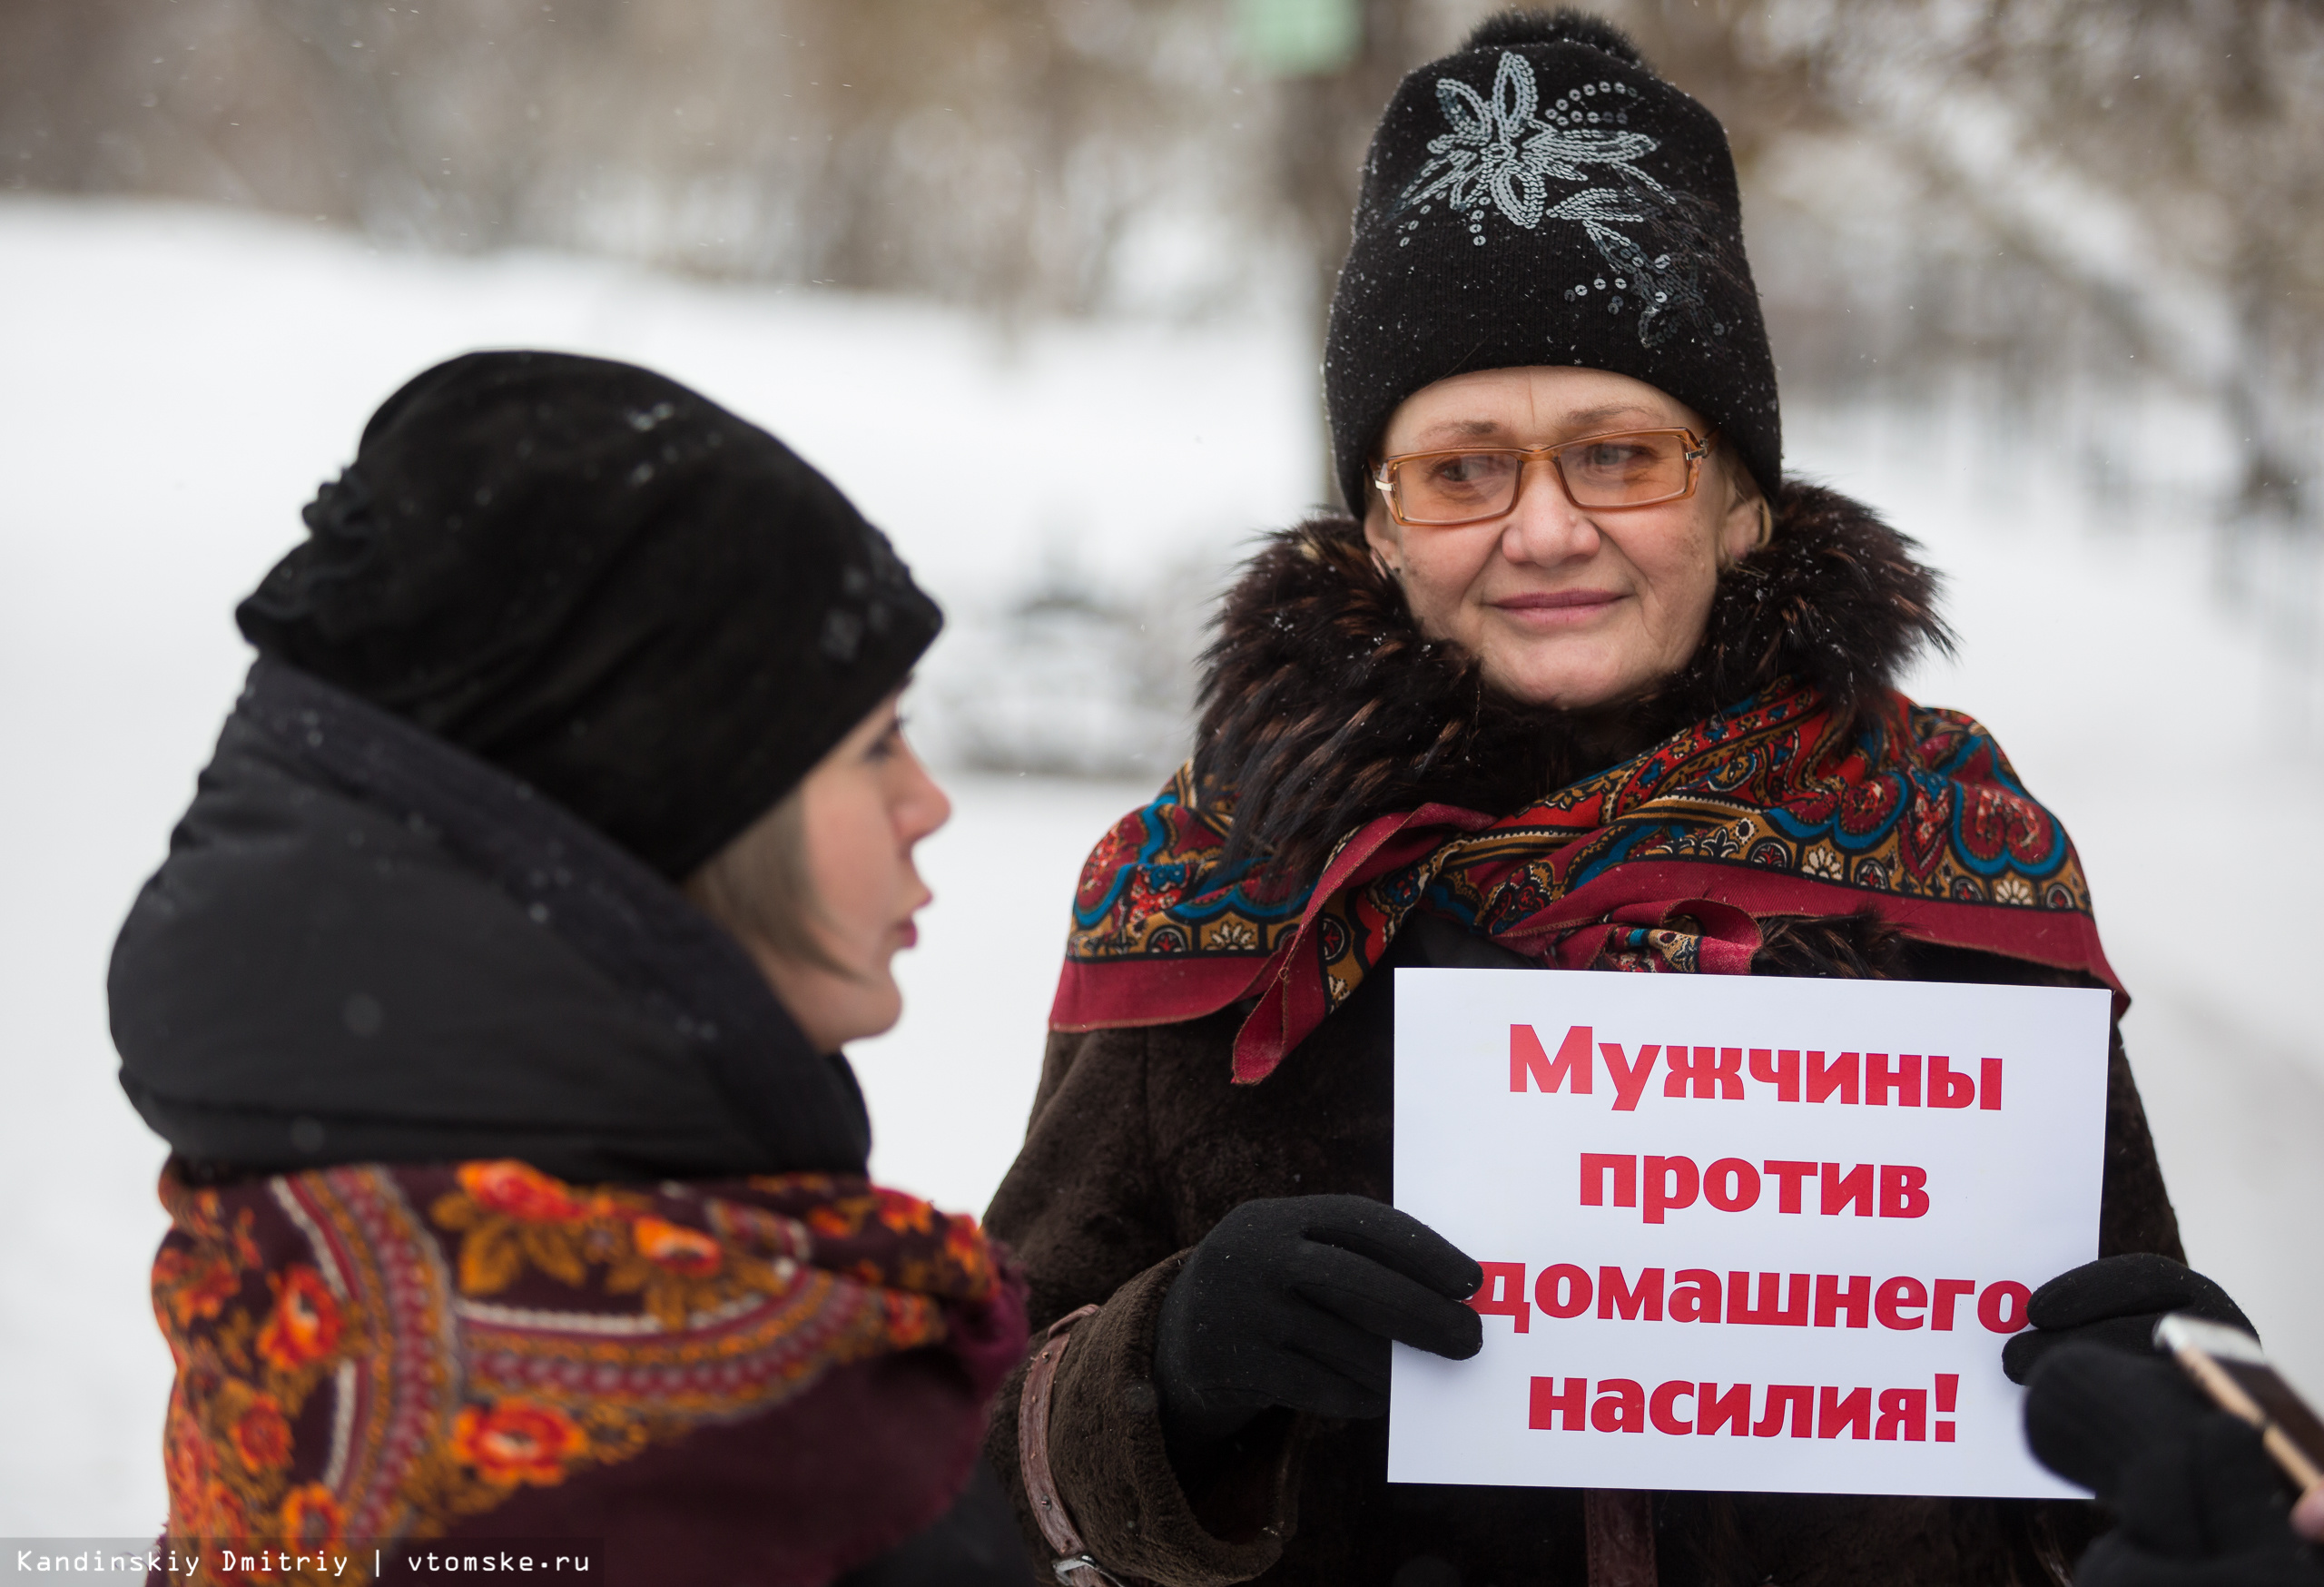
[0,0,1255,313]
[7,0,2320,763]
[1730,0,2324,526]
[10,0,2314,502]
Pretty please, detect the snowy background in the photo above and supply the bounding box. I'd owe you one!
[4,195,2320,1534]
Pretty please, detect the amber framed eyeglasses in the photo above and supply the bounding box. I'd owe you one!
[1374,428,1712,527]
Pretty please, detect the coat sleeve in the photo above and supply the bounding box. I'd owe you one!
[2095,1020,2183,1261]
[982,1024,1299,1587]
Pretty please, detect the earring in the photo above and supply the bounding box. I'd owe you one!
[1755,498,1774,549]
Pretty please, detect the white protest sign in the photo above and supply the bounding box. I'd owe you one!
[1389,968,2112,1498]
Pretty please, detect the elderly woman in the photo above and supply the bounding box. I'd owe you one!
[987,14,2239,1587]
[113,352,1028,1585]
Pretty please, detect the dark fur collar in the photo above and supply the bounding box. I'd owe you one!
[1192,480,1950,881]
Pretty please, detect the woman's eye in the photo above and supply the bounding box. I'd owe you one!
[1428,455,1510,487]
[1568,440,1672,480]
[1575,444,1643,470]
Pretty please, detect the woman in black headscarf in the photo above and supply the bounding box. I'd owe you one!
[113,350,1029,1586]
[982,11,2247,1587]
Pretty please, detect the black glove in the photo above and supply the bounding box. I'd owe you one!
[2003,1254,2253,1385]
[1152,1195,1482,1457]
[2025,1343,2322,1586]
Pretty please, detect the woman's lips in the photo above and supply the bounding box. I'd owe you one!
[1492,589,1624,625]
[896,885,933,949]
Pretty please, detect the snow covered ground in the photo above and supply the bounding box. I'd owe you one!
[2,198,2317,1534]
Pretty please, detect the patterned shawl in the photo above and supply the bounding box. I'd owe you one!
[152,1160,1024,1585]
[1054,680,2120,1082]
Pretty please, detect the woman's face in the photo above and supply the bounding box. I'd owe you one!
[754,693,950,1053]
[1363,365,1764,709]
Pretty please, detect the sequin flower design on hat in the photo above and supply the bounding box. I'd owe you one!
[1392,50,1718,347]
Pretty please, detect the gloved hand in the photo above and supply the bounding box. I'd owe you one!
[2024,1343,2322,1586]
[2003,1254,2253,1385]
[1152,1195,1482,1458]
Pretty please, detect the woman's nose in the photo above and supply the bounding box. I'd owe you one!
[1499,458,1600,565]
[899,753,951,845]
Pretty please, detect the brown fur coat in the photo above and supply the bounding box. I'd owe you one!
[984,487,2181,1587]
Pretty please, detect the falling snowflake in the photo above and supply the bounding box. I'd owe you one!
[1390,50,1718,347]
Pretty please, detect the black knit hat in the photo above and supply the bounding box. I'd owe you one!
[1324,8,1780,516]
[237,350,941,880]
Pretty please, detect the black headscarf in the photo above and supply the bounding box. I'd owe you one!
[114,351,938,1178]
[236,350,940,879]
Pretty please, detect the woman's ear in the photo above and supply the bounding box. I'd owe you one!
[1362,494,1403,577]
[1715,456,1768,567]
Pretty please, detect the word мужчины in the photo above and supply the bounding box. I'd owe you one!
[1512,1024,2002,1111]
[1467,1263,2033,1335]
[1527,1372,1967,1442]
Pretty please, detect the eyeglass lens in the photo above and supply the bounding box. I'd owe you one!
[1394,432,1694,521]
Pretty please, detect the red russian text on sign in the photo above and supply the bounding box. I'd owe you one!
[1472,1262,1531,1333]
[1665,1046,1745,1099]
[1527,1375,1955,1443]
[1509,1026,2005,1110]
[1511,1023,1593,1096]
[1466,1263,2032,1336]
[1578,1153,1931,1222]
[1401,973,2112,1497]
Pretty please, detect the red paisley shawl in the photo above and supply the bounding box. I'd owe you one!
[1053,681,2121,1082]
[151,1160,1026,1586]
